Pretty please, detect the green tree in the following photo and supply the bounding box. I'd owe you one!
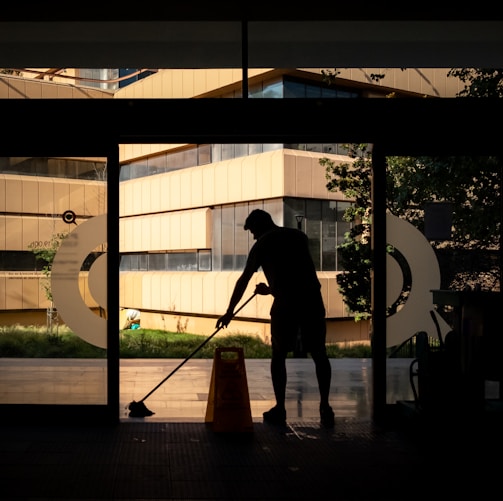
[323,148,501,320]
[322,68,502,320]
[28,232,68,302]
[321,144,373,319]
[447,68,503,97]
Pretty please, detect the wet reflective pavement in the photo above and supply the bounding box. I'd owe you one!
[120,358,415,422]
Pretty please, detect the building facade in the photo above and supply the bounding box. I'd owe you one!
[0,68,463,344]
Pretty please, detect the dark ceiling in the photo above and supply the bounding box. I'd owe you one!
[1,6,503,156]
[1,6,503,68]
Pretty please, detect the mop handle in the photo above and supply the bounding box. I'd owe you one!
[139,292,257,402]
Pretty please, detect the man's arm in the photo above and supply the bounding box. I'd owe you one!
[215,269,254,329]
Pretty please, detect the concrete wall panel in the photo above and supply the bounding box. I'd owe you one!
[201,163,216,206]
[22,217,38,250]
[141,214,151,249]
[5,176,22,213]
[38,178,55,213]
[140,178,151,214]
[68,183,86,215]
[54,181,70,214]
[5,277,22,309]
[4,216,22,249]
[22,275,40,309]
[150,214,162,250]
[22,177,39,213]
[0,216,5,250]
[169,171,182,211]
[241,155,258,201]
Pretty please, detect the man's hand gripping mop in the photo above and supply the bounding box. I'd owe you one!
[127,291,258,418]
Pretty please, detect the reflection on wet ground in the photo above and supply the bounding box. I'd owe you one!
[2,357,498,422]
[120,358,416,422]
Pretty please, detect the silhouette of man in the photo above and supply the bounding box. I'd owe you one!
[216,209,335,428]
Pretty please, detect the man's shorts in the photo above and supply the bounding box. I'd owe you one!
[270,309,327,354]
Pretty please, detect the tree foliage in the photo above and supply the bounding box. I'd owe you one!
[322,68,502,320]
[447,68,503,98]
[324,149,501,319]
[28,233,68,301]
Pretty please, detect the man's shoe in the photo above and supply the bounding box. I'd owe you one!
[320,405,335,428]
[263,406,287,426]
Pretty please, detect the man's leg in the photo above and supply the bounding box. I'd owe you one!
[312,351,332,408]
[263,315,288,425]
[305,316,335,428]
[263,349,288,425]
[311,351,335,428]
[270,349,287,409]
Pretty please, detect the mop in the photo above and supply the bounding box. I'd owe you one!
[127,292,257,417]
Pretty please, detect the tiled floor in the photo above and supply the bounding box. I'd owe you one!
[0,357,502,500]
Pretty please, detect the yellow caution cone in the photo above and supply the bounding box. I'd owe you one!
[205,347,254,433]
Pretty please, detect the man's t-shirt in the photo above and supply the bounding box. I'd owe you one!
[246,226,325,316]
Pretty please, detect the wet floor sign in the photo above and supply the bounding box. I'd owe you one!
[205,347,254,433]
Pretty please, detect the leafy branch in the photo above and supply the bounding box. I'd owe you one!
[28,233,68,302]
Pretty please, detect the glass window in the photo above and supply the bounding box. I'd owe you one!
[3,155,109,409]
[148,155,167,176]
[284,79,306,98]
[337,89,359,98]
[262,143,282,152]
[182,148,197,168]
[321,203,337,270]
[284,198,305,230]
[211,144,222,163]
[248,144,263,155]
[246,201,265,252]
[221,144,235,161]
[149,253,167,270]
[336,201,352,271]
[221,205,235,270]
[234,204,249,270]
[129,160,148,180]
[306,85,322,98]
[198,250,211,271]
[129,254,139,271]
[212,206,222,271]
[210,198,355,273]
[262,79,283,98]
[263,199,283,227]
[234,144,249,158]
[197,144,211,165]
[167,252,197,271]
[321,87,338,98]
[248,82,264,98]
[119,164,131,182]
[166,150,185,172]
[322,144,338,154]
[0,251,39,271]
[138,254,148,271]
[306,200,322,269]
[119,254,130,271]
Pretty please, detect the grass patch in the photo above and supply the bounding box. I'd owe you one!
[0,325,106,358]
[0,325,371,359]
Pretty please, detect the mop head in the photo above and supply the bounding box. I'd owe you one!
[128,400,155,418]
